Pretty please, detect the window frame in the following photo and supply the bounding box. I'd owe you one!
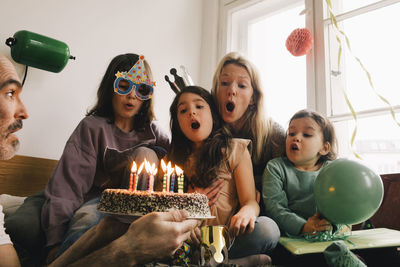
[217,0,400,174]
[322,0,400,122]
[218,0,326,114]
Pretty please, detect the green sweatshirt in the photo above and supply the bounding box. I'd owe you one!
[262,157,330,236]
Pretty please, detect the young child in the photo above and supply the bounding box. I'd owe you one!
[169,86,272,265]
[42,53,170,262]
[262,109,338,236]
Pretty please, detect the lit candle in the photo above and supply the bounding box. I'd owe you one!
[175,165,184,193]
[136,162,144,191]
[167,161,173,192]
[129,161,137,191]
[170,173,175,192]
[161,159,168,192]
[149,165,157,192]
[144,159,150,191]
[145,160,157,192]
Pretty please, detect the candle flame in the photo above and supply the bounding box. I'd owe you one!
[175,165,183,176]
[131,161,137,173]
[161,159,167,172]
[144,159,151,172]
[167,162,174,176]
[144,159,157,175]
[138,162,145,175]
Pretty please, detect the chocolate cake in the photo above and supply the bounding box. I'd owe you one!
[97,189,211,218]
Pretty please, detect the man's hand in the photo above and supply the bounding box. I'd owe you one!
[187,226,201,247]
[123,210,201,264]
[189,179,224,206]
[49,210,200,267]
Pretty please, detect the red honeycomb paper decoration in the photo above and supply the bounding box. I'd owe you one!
[286,28,313,56]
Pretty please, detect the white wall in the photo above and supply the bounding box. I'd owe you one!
[0,0,217,160]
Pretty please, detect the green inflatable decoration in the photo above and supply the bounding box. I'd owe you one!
[5,30,75,73]
[314,159,383,225]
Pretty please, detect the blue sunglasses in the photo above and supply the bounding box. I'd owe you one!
[113,77,154,101]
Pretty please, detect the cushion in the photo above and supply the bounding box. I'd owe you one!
[4,190,46,252]
[0,194,26,217]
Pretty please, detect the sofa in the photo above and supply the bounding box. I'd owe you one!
[1,155,399,266]
[0,155,57,266]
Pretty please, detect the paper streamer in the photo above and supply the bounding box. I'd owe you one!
[325,0,400,159]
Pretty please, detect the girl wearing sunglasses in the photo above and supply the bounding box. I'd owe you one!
[42,53,170,263]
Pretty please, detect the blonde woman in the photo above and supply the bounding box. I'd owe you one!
[194,52,285,260]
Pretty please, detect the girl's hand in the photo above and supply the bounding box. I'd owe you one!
[189,179,224,207]
[302,212,332,234]
[228,212,256,237]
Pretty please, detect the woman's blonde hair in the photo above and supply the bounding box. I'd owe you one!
[211,52,273,164]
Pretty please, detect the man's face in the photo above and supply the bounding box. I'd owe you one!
[0,54,28,160]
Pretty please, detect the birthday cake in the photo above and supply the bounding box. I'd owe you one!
[97,189,212,218]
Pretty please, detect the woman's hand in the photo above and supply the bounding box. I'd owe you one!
[189,179,224,206]
[302,212,332,234]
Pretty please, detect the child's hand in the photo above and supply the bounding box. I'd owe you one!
[335,224,352,235]
[228,212,256,237]
[302,212,332,234]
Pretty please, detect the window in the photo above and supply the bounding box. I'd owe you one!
[219,0,307,128]
[219,0,400,174]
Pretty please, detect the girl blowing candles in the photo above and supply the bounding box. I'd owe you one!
[169,86,272,266]
[262,109,338,236]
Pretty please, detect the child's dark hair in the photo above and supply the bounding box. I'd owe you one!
[288,109,338,165]
[87,53,155,131]
[169,86,231,188]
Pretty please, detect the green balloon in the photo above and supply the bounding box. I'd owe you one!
[314,159,383,225]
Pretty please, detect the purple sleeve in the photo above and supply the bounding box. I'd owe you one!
[151,122,171,152]
[41,124,97,247]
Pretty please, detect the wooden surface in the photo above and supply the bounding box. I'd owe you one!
[0,155,58,196]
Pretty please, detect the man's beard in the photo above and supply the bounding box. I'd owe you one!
[0,120,23,160]
[0,139,20,160]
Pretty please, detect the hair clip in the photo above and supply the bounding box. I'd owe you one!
[165,66,194,94]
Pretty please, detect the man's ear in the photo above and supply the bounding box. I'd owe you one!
[319,141,331,156]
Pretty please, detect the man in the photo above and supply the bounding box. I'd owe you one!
[0,53,199,266]
[0,54,28,161]
[0,53,28,267]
